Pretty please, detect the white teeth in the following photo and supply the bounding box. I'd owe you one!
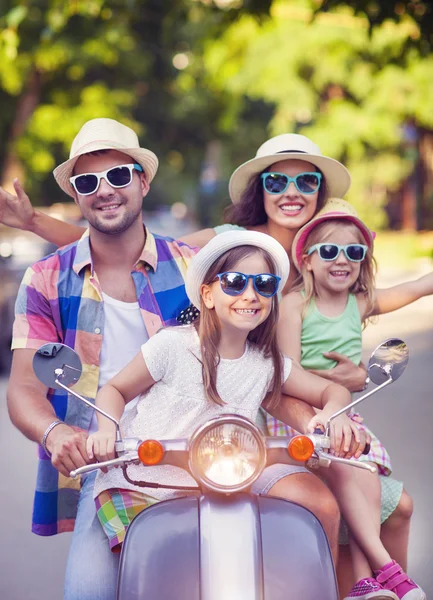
[331,271,349,276]
[280,204,303,212]
[235,309,257,314]
[100,205,120,211]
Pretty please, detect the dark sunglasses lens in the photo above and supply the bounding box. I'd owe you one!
[319,244,339,260]
[255,275,278,297]
[346,245,366,261]
[263,174,288,194]
[296,173,320,193]
[220,273,247,295]
[107,166,133,187]
[74,174,98,194]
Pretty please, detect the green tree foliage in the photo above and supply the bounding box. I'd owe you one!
[0,0,432,230]
[192,0,433,228]
[0,0,271,204]
[318,0,432,53]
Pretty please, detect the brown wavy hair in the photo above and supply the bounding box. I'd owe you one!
[224,165,328,227]
[193,245,283,409]
[295,220,377,326]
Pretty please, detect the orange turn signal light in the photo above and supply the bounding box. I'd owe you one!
[138,440,165,465]
[288,435,315,462]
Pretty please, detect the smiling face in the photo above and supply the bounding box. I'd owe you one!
[303,222,366,294]
[262,159,321,231]
[200,251,275,338]
[72,149,149,235]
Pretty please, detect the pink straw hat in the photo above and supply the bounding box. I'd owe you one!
[53,118,159,197]
[292,198,375,271]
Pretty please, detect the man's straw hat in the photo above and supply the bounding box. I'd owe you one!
[292,198,375,271]
[229,133,351,204]
[53,118,159,197]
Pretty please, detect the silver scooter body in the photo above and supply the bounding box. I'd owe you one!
[117,493,337,600]
[33,338,409,600]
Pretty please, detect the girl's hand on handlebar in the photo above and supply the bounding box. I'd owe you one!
[307,412,360,458]
[87,431,116,466]
[328,414,361,457]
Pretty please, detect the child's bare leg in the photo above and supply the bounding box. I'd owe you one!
[324,463,390,571]
[380,488,413,571]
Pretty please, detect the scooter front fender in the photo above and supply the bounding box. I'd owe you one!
[117,493,337,600]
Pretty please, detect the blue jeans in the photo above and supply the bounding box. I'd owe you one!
[64,472,119,600]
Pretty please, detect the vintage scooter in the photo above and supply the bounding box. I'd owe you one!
[33,338,409,600]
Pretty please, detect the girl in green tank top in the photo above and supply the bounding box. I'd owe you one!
[277,199,432,600]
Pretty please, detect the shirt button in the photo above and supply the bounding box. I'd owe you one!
[94,327,101,334]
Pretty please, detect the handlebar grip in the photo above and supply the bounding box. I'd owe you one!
[362,443,371,455]
[70,463,101,479]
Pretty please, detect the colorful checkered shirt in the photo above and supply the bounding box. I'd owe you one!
[11,228,197,536]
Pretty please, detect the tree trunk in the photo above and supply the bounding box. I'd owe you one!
[1,67,42,191]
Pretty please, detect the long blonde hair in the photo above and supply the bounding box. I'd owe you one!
[194,245,283,409]
[296,220,377,325]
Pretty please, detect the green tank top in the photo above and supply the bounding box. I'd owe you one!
[300,293,362,371]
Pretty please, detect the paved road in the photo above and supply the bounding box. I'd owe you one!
[0,293,432,599]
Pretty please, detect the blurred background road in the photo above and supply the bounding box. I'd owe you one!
[0,263,432,600]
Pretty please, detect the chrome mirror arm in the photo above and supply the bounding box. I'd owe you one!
[325,376,393,436]
[54,368,122,442]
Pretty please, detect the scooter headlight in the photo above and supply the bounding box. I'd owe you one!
[189,415,266,493]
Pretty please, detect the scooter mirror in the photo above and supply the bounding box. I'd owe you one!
[367,338,409,385]
[33,343,82,389]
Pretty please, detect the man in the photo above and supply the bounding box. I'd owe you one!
[7,118,340,600]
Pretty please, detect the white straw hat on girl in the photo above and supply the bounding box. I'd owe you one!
[53,118,159,197]
[229,133,351,204]
[185,230,290,309]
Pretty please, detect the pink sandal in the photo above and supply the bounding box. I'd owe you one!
[344,577,398,600]
[375,561,426,600]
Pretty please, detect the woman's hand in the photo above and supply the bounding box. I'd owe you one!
[307,412,361,458]
[308,352,368,393]
[0,179,35,230]
[87,430,116,464]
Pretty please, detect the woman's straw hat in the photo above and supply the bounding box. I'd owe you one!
[53,118,159,197]
[185,230,290,309]
[292,198,375,271]
[229,133,351,204]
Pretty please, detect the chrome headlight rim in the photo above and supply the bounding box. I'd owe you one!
[188,414,267,494]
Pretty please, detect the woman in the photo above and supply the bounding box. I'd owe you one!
[0,133,413,594]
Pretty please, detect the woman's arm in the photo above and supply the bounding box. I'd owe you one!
[0,179,85,246]
[179,228,216,248]
[366,271,433,318]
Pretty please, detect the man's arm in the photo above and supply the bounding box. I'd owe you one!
[308,353,368,393]
[7,349,89,477]
[264,393,368,459]
[264,393,315,434]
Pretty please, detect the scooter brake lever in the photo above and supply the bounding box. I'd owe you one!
[316,451,377,473]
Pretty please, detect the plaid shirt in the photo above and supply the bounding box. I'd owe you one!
[12,228,197,536]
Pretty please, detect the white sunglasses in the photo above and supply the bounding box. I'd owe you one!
[70,163,143,196]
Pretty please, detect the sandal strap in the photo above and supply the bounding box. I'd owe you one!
[376,562,410,589]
